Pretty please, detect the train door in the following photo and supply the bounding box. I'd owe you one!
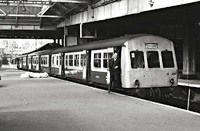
[113,46,122,87]
[31,56,33,70]
[28,56,31,70]
[90,48,113,85]
[39,56,42,72]
[26,56,28,70]
[58,53,62,75]
[36,56,39,71]
[49,54,52,74]
[61,53,65,76]
[51,53,60,75]
[82,50,87,80]
[51,54,55,75]
[86,50,91,82]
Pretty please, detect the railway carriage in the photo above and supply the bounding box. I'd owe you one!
[17,34,178,100]
[51,49,87,80]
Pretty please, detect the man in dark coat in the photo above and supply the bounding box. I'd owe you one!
[108,52,121,93]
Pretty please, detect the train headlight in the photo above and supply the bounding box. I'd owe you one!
[134,79,140,88]
[169,78,175,85]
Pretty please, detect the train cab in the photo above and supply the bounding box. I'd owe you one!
[120,35,177,89]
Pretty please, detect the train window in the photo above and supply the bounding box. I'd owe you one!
[162,51,174,68]
[103,53,108,68]
[59,56,61,65]
[94,53,101,68]
[103,53,113,68]
[56,56,59,65]
[81,54,86,66]
[29,58,31,64]
[52,56,54,65]
[36,57,38,64]
[44,57,46,65]
[147,51,160,68]
[69,55,73,66]
[130,51,144,69]
[46,57,48,65]
[74,54,79,66]
[65,55,68,66]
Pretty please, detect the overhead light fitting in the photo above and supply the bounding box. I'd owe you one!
[148,0,154,7]
[22,4,26,12]
[22,1,26,12]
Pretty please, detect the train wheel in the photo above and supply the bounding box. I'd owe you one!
[137,88,149,99]
[154,88,161,101]
[149,88,155,100]
[149,88,161,101]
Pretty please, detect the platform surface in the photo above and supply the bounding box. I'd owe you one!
[0,68,200,131]
[179,79,200,88]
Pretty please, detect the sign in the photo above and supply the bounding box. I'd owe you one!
[145,43,158,49]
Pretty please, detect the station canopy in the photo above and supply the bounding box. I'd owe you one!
[0,0,90,39]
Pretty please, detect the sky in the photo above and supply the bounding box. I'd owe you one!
[0,39,54,54]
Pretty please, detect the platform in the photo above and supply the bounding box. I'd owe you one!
[178,79,200,88]
[0,68,200,131]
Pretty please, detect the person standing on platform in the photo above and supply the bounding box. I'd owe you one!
[108,51,121,93]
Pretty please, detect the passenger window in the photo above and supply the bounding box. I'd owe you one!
[81,54,86,66]
[28,58,31,64]
[52,56,54,65]
[162,51,174,68]
[46,57,48,64]
[147,51,160,68]
[56,56,59,65]
[130,51,144,69]
[103,52,113,68]
[69,55,73,66]
[94,53,101,68]
[103,53,108,68]
[74,54,79,66]
[59,56,61,65]
[65,55,68,66]
[36,57,38,64]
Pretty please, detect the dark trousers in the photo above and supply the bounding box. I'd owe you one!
[109,71,121,89]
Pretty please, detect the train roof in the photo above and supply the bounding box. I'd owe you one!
[22,42,61,56]
[29,49,53,56]
[51,34,153,54]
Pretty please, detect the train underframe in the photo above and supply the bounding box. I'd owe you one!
[18,67,175,102]
[132,87,174,101]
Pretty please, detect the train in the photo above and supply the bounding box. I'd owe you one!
[17,34,178,100]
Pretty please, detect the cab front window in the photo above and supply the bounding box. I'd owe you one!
[162,51,174,68]
[147,51,160,68]
[130,51,144,69]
